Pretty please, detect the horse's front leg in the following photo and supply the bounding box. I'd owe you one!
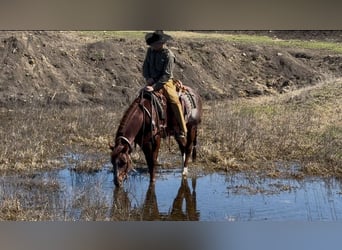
[142,136,161,183]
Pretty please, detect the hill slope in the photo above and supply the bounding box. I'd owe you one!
[0,31,341,107]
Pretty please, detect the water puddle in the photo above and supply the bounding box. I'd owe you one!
[1,163,342,221]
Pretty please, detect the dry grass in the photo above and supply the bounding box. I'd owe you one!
[0,174,61,221]
[77,31,342,53]
[0,78,341,179]
[0,105,118,173]
[199,78,341,177]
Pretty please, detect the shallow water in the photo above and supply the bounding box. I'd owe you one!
[1,164,342,221]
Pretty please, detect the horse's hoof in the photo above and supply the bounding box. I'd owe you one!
[182,168,188,176]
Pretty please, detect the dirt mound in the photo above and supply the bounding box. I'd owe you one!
[0,31,341,107]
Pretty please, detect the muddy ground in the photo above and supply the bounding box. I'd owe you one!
[1,30,342,108]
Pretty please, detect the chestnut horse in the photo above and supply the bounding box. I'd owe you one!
[109,85,202,187]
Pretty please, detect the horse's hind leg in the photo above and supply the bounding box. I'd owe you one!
[180,126,197,176]
[175,135,187,175]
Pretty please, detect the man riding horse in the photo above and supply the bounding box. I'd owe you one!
[142,31,187,143]
[110,31,202,187]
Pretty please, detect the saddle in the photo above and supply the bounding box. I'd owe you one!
[176,80,197,121]
[141,80,197,137]
[141,90,166,120]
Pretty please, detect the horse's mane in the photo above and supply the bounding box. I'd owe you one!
[115,97,141,138]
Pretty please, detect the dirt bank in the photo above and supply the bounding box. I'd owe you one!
[1,31,342,108]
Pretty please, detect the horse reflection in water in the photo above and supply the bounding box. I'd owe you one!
[111,177,199,221]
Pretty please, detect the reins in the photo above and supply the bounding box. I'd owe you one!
[139,90,162,145]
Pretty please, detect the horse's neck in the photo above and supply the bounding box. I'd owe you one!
[116,99,144,144]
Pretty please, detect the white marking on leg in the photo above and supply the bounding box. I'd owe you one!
[181,153,188,176]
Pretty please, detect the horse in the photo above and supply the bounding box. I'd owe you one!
[109,83,202,187]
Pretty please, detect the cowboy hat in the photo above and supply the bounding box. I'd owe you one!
[145,31,172,45]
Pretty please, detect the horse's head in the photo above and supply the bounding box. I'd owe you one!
[109,142,132,187]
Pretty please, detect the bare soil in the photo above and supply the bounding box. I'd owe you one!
[1,31,342,108]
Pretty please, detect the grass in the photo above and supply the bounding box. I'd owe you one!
[77,31,342,53]
[0,105,116,173]
[199,78,341,177]
[0,78,340,179]
[78,31,146,40]
[0,174,61,220]
[0,172,117,221]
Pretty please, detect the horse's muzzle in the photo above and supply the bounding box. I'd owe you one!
[113,171,126,188]
[114,174,123,187]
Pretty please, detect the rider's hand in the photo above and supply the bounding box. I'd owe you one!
[144,85,154,92]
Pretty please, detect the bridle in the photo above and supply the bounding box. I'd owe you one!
[115,135,133,153]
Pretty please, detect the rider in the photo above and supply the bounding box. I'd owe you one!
[142,30,187,139]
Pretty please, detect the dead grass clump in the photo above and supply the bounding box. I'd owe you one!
[0,199,23,220]
[0,194,55,221]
